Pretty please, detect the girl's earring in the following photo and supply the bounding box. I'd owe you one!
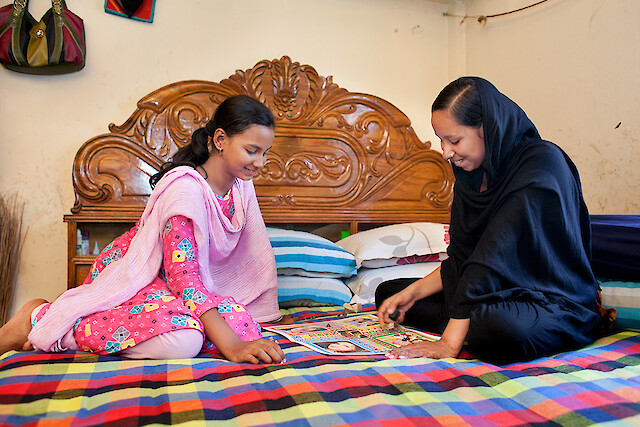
[211,135,223,155]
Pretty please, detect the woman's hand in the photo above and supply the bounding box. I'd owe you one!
[377,287,417,326]
[386,338,458,360]
[386,318,469,360]
[222,338,286,364]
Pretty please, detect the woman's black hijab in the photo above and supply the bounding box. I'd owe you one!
[439,77,600,328]
[451,78,540,191]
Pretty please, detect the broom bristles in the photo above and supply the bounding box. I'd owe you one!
[0,193,25,326]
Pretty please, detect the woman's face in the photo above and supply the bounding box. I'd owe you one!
[214,124,274,181]
[431,109,486,172]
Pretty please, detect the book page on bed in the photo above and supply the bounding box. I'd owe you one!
[263,314,439,356]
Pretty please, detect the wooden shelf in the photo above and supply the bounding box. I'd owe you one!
[63,215,137,289]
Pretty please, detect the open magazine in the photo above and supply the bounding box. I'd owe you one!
[263,314,440,356]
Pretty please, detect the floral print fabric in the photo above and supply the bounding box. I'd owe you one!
[34,206,262,355]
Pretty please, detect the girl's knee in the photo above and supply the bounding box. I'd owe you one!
[121,329,204,359]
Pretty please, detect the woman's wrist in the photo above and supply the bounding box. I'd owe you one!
[440,318,470,355]
[412,266,443,300]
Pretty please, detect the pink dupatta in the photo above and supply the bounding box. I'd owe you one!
[29,167,279,352]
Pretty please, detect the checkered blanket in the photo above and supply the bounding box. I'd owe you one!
[1,307,640,426]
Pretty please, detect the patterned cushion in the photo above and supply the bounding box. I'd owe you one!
[336,223,449,268]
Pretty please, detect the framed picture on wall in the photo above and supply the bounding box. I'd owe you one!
[104,0,156,23]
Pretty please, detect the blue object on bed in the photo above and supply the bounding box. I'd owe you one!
[600,280,640,330]
[590,215,640,281]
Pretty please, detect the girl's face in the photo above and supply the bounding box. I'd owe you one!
[328,341,357,352]
[214,124,274,181]
[431,109,486,172]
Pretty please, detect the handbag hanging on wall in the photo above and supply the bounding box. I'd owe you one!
[0,0,85,75]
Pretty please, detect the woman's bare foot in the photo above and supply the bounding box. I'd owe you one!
[0,298,47,356]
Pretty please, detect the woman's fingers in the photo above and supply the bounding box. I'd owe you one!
[385,340,454,360]
[391,309,406,325]
[377,299,397,325]
[378,293,411,325]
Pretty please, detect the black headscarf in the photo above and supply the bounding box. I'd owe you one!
[440,77,599,322]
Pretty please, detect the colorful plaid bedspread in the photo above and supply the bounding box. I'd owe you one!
[1,308,640,426]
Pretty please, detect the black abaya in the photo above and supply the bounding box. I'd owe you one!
[376,78,601,364]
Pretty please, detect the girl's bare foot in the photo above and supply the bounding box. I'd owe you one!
[0,298,47,356]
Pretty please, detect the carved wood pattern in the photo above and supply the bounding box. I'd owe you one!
[70,56,454,224]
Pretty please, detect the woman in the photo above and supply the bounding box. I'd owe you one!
[376,77,607,364]
[1,95,287,363]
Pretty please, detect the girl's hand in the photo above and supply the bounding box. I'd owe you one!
[223,338,286,364]
[199,309,286,364]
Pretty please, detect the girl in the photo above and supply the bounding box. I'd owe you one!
[1,95,286,363]
[377,77,610,364]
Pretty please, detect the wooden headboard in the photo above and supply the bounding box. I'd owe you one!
[64,56,454,287]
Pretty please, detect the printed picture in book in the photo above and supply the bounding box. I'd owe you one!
[263,314,440,356]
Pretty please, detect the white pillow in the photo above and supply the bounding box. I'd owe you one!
[268,228,357,278]
[345,262,441,305]
[277,275,353,308]
[336,223,449,268]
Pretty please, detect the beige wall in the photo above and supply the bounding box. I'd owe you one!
[0,0,450,315]
[1,0,638,317]
[463,0,640,213]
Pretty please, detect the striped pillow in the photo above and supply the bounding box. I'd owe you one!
[277,276,353,308]
[267,228,357,278]
[600,280,640,330]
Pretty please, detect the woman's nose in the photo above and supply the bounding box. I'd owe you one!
[441,143,454,160]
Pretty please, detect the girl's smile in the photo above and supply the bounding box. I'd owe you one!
[201,124,274,195]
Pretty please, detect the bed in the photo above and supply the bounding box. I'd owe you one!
[1,56,639,426]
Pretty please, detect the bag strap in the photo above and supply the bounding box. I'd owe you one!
[50,0,85,65]
[50,0,64,63]
[5,0,29,65]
